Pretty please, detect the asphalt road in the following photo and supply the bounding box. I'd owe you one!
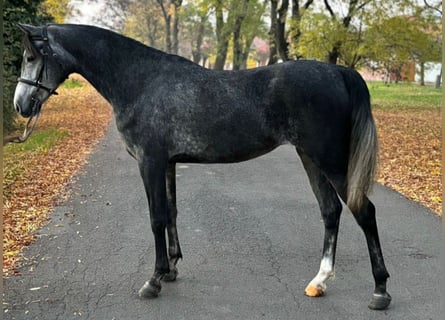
[4,123,442,320]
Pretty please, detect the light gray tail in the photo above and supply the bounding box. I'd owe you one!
[340,67,378,213]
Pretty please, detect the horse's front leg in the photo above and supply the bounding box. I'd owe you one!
[163,162,183,282]
[138,156,170,298]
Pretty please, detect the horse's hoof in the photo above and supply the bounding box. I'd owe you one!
[368,292,392,310]
[138,280,161,298]
[163,267,178,282]
[305,284,325,297]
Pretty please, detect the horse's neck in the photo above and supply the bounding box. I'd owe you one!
[57,26,159,108]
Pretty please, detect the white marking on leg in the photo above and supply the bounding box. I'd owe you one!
[308,255,335,291]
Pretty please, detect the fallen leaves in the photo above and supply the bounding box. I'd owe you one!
[374,108,441,216]
[3,75,112,275]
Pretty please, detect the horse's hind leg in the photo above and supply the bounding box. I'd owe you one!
[298,152,343,298]
[349,198,391,310]
[163,162,183,282]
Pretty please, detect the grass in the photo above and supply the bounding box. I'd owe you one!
[4,129,68,153]
[61,78,83,89]
[367,81,442,110]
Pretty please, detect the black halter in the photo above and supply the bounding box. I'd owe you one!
[17,26,59,99]
[4,27,59,145]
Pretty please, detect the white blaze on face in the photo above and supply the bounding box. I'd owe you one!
[13,52,29,113]
[14,50,45,115]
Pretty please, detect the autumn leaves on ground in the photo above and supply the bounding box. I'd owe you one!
[3,76,112,275]
[3,77,442,276]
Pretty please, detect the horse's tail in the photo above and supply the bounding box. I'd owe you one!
[340,67,378,213]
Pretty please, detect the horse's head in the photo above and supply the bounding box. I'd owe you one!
[14,24,68,118]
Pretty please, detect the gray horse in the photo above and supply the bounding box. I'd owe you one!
[13,23,391,310]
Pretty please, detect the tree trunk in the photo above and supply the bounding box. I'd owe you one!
[419,62,425,86]
[435,69,442,88]
[233,0,250,70]
[323,0,365,65]
[276,0,289,61]
[214,0,229,70]
[290,0,314,59]
[268,0,289,64]
[147,18,158,47]
[268,0,279,65]
[192,20,205,64]
[240,38,253,69]
[233,26,243,70]
[326,43,340,64]
[157,0,172,53]
[171,0,183,55]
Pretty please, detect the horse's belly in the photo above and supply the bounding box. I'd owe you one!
[170,134,282,164]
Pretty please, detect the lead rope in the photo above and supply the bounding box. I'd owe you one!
[3,112,41,146]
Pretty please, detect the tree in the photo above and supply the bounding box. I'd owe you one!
[213,0,232,70]
[3,0,52,134]
[181,2,214,65]
[123,0,165,49]
[232,0,251,70]
[268,0,288,63]
[423,0,442,14]
[268,0,314,64]
[320,0,379,65]
[122,0,184,54]
[40,0,71,23]
[421,0,442,87]
[298,9,367,68]
[235,0,268,69]
[210,0,267,70]
[364,15,441,83]
[156,0,183,54]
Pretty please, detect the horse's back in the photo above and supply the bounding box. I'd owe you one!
[135,60,360,167]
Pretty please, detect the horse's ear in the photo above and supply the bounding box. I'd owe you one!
[17,23,39,36]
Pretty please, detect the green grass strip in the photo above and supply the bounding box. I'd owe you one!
[367,81,442,110]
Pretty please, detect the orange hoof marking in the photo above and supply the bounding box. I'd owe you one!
[305,284,325,297]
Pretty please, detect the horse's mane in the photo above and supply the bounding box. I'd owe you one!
[58,24,199,68]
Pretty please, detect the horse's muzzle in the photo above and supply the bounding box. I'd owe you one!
[14,102,33,118]
[14,102,22,114]
[16,97,42,118]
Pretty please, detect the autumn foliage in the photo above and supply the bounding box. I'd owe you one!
[3,77,112,275]
[374,109,441,215]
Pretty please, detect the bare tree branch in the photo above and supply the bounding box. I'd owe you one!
[423,0,442,14]
[303,0,314,10]
[323,0,335,17]
[356,0,373,12]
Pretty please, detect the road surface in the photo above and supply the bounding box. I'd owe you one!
[4,123,442,319]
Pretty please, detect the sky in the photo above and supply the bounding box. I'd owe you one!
[65,0,106,25]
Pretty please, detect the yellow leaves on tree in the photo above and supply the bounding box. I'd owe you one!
[40,0,71,24]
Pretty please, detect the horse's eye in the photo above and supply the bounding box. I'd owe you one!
[26,56,35,63]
